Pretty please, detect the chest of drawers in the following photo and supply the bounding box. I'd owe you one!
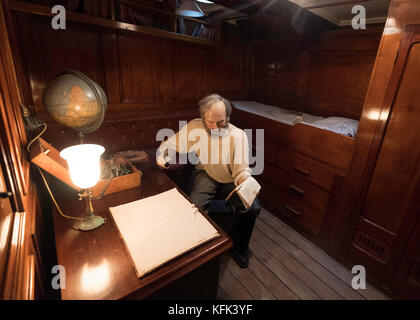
[259,146,341,237]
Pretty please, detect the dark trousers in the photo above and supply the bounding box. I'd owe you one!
[189,170,260,254]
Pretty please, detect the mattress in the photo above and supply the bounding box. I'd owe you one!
[231,101,303,126]
[231,100,359,137]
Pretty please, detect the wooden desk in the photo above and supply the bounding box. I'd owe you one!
[52,169,232,300]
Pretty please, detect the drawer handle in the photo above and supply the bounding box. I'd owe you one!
[293,166,309,176]
[285,205,302,217]
[289,184,305,196]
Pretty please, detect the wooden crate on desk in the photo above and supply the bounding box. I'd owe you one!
[30,138,142,197]
[92,157,142,198]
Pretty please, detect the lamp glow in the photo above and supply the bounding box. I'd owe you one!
[60,144,106,231]
[177,0,204,17]
[60,144,105,189]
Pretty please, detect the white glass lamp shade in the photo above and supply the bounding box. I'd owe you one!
[196,0,214,3]
[177,0,204,17]
[60,144,105,189]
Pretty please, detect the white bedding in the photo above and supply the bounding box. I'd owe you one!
[232,101,303,126]
[232,100,359,137]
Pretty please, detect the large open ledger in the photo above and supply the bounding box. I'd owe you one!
[109,188,220,278]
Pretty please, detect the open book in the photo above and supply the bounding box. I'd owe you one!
[226,176,261,209]
[109,188,219,278]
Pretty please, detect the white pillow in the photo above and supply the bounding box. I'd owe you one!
[308,117,359,137]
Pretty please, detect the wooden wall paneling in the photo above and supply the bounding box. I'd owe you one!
[304,51,377,120]
[101,32,121,106]
[14,14,106,113]
[6,12,33,108]
[162,40,174,104]
[252,50,300,106]
[202,46,215,98]
[296,50,310,99]
[172,43,206,103]
[13,13,46,113]
[315,26,383,53]
[37,22,106,98]
[244,43,254,99]
[250,26,382,119]
[213,23,246,99]
[13,11,249,116]
[117,33,162,105]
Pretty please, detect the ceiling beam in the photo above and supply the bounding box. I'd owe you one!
[304,0,373,10]
[210,0,337,40]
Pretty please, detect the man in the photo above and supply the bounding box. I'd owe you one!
[157,93,260,268]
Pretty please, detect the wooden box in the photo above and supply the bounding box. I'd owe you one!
[30,138,142,197]
[92,157,142,198]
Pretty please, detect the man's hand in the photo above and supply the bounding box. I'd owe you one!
[156,156,168,169]
[237,175,248,185]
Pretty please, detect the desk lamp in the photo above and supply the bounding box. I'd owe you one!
[177,0,204,17]
[60,144,105,231]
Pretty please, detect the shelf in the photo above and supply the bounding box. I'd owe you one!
[10,1,218,47]
[181,15,213,26]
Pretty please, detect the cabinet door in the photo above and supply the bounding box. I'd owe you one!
[350,25,420,278]
[391,211,420,299]
[0,155,14,294]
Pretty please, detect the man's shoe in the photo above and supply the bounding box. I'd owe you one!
[231,248,249,268]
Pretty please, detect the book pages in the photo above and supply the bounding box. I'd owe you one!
[236,176,261,209]
[109,188,219,278]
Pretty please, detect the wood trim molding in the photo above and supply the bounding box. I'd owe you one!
[23,254,35,300]
[1,211,26,299]
[0,0,29,203]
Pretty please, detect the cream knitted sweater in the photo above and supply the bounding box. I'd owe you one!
[157,119,251,186]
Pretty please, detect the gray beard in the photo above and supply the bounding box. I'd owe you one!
[202,120,229,136]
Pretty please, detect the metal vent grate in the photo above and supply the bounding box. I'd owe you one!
[353,230,391,264]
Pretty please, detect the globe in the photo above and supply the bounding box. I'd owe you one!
[42,69,107,134]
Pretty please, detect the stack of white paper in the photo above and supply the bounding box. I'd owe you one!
[109,188,220,278]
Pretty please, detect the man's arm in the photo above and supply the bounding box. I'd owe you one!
[156,122,189,168]
[232,130,252,186]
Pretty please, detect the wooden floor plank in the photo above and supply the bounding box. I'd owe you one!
[221,255,277,300]
[218,262,253,300]
[259,209,388,300]
[255,218,365,300]
[252,226,343,300]
[246,251,299,300]
[249,238,320,299]
[216,285,230,300]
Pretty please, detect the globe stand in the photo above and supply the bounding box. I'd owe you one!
[78,132,86,144]
[76,189,106,231]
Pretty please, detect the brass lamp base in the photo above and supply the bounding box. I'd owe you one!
[76,215,106,231]
[76,189,106,231]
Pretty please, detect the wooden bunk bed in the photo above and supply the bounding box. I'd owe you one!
[230,101,355,241]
